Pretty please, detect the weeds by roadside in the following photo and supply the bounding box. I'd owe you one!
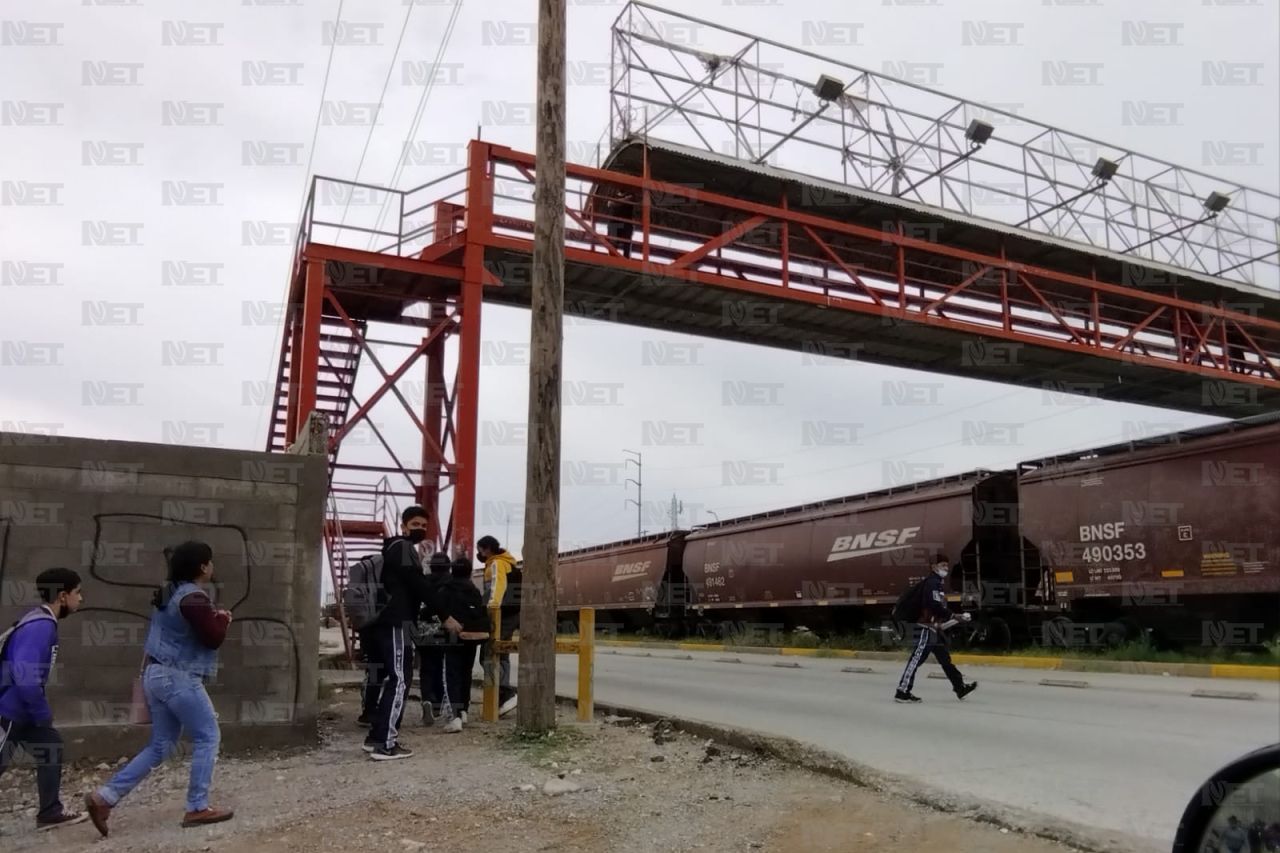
[503,726,589,767]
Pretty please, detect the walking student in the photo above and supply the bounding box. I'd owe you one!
[0,567,88,830]
[366,506,452,761]
[85,542,235,837]
[438,556,490,730]
[416,553,453,728]
[894,555,978,704]
[476,536,519,717]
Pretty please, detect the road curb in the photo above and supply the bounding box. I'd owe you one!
[595,639,1280,682]
[554,694,1156,853]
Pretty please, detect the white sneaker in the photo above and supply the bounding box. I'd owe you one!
[499,696,518,718]
[443,715,463,734]
[460,711,468,724]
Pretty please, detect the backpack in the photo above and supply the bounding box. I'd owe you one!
[891,577,928,623]
[450,578,490,635]
[500,563,523,616]
[0,609,54,696]
[342,553,385,631]
[0,622,17,696]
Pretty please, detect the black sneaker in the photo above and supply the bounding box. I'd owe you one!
[370,744,414,761]
[356,714,372,728]
[894,691,922,704]
[957,682,978,700]
[362,737,379,753]
[37,812,88,831]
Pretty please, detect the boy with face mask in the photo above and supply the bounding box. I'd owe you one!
[366,507,459,760]
[0,567,87,830]
[894,555,977,704]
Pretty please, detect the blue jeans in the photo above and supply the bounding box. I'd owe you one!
[97,664,221,813]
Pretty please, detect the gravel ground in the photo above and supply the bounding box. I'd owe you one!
[0,687,1083,853]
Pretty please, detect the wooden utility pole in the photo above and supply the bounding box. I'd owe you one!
[518,0,566,733]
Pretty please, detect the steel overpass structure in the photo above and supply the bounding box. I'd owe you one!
[271,4,1280,658]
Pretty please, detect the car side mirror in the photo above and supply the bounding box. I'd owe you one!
[1172,743,1280,852]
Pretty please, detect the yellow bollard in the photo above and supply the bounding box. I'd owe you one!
[482,605,500,723]
[577,608,594,722]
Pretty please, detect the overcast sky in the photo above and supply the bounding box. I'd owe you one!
[2,0,1276,559]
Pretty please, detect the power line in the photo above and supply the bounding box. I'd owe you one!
[336,0,418,232]
[642,384,1031,473]
[689,416,1211,520]
[253,0,346,448]
[666,400,1138,496]
[365,0,465,249]
[295,0,347,226]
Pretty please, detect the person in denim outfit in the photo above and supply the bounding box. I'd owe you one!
[84,541,234,837]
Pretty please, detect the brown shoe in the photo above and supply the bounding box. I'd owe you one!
[181,806,234,828]
[36,811,88,831]
[85,792,112,838]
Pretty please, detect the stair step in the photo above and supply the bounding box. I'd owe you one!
[326,519,387,538]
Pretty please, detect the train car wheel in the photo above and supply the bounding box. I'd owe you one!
[1100,622,1128,649]
[1044,616,1073,648]
[1116,616,1144,644]
[983,616,1012,650]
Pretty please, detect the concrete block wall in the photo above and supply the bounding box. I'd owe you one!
[0,432,325,758]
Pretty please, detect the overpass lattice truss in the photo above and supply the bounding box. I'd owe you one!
[274,140,1280,662]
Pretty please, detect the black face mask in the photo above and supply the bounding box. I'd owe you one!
[407,529,428,544]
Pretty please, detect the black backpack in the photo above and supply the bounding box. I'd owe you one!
[449,578,490,634]
[891,577,928,622]
[342,553,386,630]
[500,563,523,616]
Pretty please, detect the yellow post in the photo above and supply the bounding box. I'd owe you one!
[482,605,500,723]
[576,608,594,722]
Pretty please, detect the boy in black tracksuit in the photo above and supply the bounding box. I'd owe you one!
[895,555,978,703]
[367,506,457,760]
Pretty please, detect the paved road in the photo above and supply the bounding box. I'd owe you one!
[544,648,1279,850]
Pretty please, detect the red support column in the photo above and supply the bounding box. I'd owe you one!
[294,260,325,440]
[451,140,493,554]
[422,303,446,546]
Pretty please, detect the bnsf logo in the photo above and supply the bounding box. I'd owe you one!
[612,560,652,582]
[827,527,921,563]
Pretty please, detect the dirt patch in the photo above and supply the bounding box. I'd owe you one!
[1,688,1082,852]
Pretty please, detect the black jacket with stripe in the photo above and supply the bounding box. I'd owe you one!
[376,536,440,629]
[915,572,954,628]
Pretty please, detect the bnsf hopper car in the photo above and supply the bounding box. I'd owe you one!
[678,470,1025,636]
[1018,414,1280,647]
[555,416,1280,648]
[555,532,689,636]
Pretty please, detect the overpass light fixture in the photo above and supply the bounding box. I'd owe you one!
[964,119,994,148]
[1091,157,1120,184]
[813,74,846,102]
[1203,191,1231,214]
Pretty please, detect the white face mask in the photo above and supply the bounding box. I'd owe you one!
[934,565,949,577]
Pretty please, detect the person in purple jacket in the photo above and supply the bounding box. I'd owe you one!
[0,567,88,830]
[85,541,234,837]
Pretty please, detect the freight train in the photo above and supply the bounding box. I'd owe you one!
[554,415,1280,650]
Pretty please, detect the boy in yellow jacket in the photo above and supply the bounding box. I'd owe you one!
[476,536,518,717]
